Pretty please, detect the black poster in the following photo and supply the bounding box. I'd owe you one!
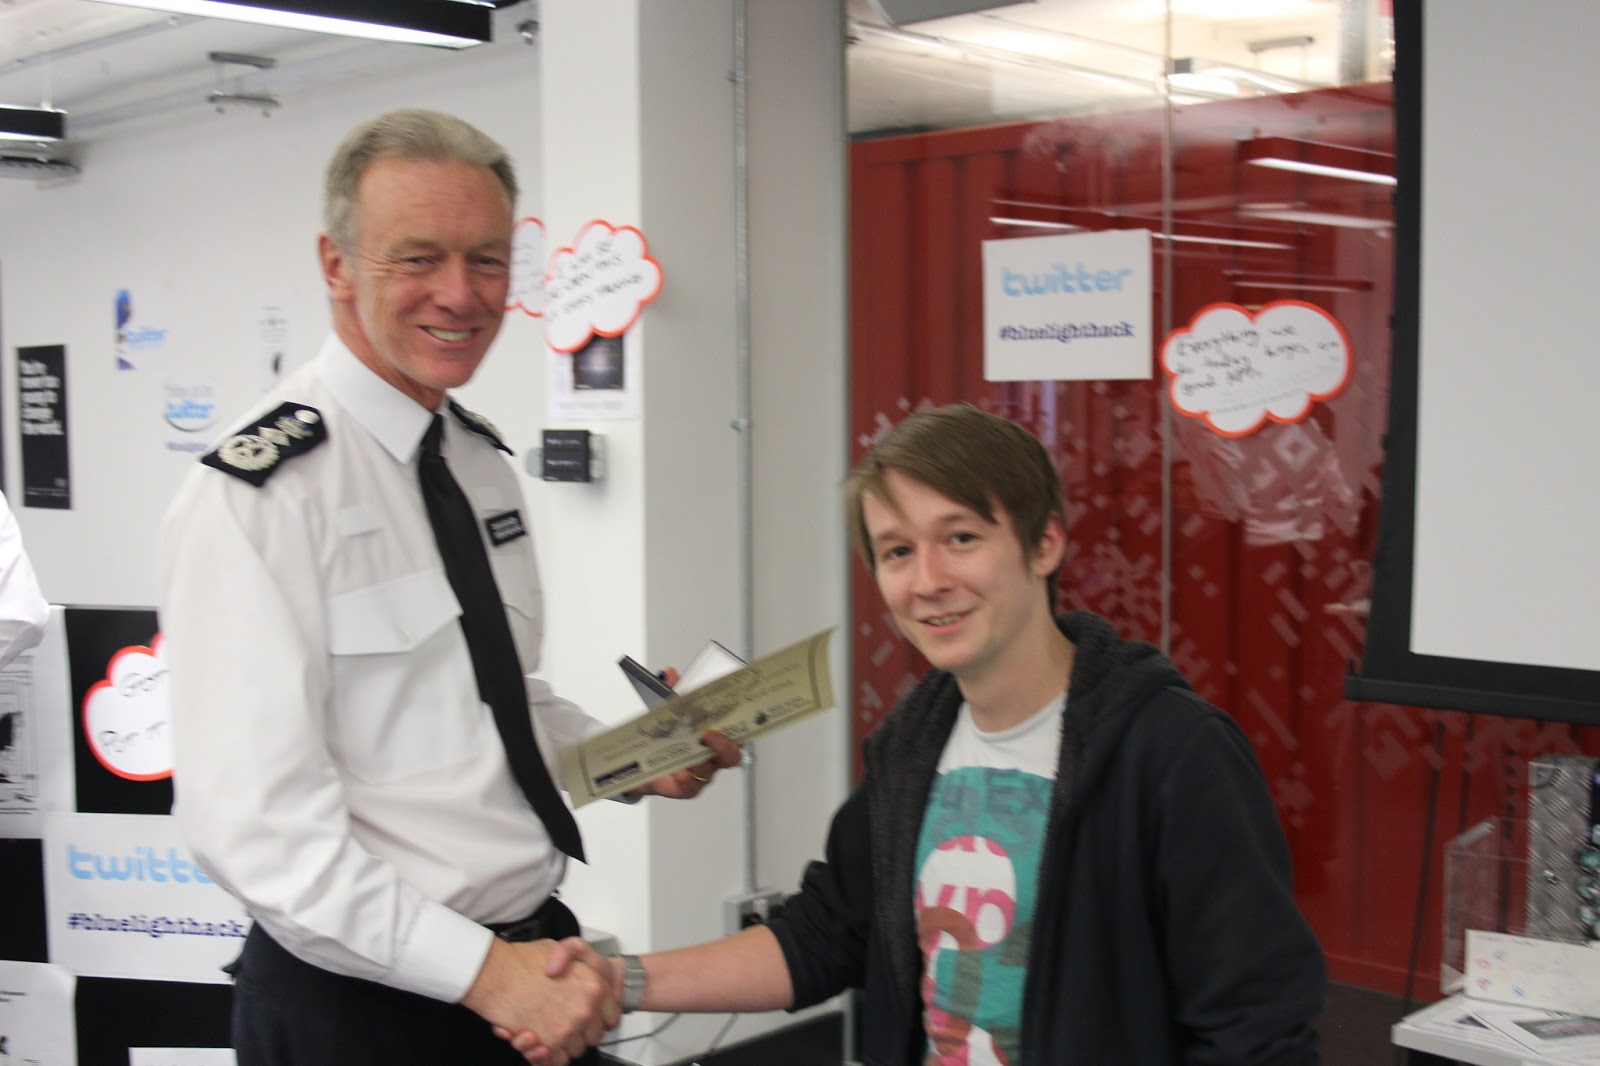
[17,343,70,509]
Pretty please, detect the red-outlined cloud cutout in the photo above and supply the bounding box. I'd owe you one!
[543,219,663,353]
[1161,299,1351,438]
[82,635,172,782]
[506,216,546,317]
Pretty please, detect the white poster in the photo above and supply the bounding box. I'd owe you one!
[42,812,248,983]
[130,1049,237,1066]
[161,377,220,461]
[981,229,1152,382]
[0,607,74,838]
[0,959,77,1065]
[254,300,289,397]
[114,285,172,372]
[547,331,640,422]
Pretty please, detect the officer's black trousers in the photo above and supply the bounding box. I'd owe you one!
[229,901,600,1066]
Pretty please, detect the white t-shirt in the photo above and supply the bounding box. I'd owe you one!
[914,693,1064,1065]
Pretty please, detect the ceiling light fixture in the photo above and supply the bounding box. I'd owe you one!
[1168,57,1239,99]
[0,105,66,143]
[988,216,1291,252]
[1225,269,1374,294]
[850,20,1157,95]
[1247,35,1315,55]
[87,1,493,49]
[1243,136,1396,186]
[0,154,80,180]
[209,51,280,115]
[211,91,281,113]
[1153,232,1291,251]
[1238,205,1392,230]
[988,216,1082,231]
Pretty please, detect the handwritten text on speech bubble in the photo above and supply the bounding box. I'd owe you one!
[543,220,663,353]
[507,216,546,318]
[1161,300,1351,437]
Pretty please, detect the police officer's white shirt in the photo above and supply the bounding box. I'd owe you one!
[0,490,47,670]
[160,336,606,1003]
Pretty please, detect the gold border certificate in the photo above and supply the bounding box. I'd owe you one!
[562,628,836,807]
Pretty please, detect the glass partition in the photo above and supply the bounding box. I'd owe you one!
[845,1,1600,1055]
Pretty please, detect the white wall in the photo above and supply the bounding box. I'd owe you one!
[0,4,848,1061]
[0,37,549,609]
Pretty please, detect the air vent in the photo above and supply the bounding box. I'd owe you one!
[0,155,81,180]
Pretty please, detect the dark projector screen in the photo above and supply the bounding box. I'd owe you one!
[1348,0,1600,724]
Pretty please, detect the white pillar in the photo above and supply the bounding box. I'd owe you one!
[534,2,847,1060]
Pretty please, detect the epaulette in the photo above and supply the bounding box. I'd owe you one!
[449,400,512,455]
[201,402,327,486]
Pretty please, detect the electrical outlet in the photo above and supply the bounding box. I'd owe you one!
[723,888,784,934]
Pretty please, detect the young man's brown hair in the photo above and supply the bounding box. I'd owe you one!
[845,403,1065,573]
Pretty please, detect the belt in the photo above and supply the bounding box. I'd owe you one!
[485,895,565,943]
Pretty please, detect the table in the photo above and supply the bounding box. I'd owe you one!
[1393,994,1600,1065]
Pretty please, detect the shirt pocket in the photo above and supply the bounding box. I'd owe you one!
[325,568,486,783]
[475,496,543,660]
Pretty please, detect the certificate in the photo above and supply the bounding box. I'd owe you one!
[562,627,835,806]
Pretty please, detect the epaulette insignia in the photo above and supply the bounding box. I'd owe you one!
[449,400,512,455]
[201,403,327,486]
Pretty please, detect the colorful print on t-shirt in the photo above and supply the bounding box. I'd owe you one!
[915,765,1051,1066]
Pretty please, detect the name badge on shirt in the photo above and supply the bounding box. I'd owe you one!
[485,509,528,547]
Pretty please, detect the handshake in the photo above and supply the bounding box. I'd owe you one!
[463,934,628,1066]
[458,732,778,1063]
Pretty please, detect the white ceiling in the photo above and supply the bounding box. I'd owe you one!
[0,0,540,146]
[0,0,1365,158]
[847,0,1362,132]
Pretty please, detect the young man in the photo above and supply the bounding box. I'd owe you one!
[160,109,735,1066]
[529,402,1324,1064]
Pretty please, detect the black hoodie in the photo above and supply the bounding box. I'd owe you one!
[769,611,1325,1066]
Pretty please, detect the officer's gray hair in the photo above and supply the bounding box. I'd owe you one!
[323,108,517,249]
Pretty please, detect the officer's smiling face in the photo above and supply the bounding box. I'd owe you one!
[319,155,513,410]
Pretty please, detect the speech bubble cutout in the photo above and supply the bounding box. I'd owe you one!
[543,220,664,353]
[1161,300,1351,438]
[82,635,172,781]
[507,216,546,317]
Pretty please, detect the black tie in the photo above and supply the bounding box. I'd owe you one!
[417,414,584,861]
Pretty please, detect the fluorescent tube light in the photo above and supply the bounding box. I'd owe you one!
[1231,280,1372,294]
[988,217,1082,231]
[88,1,493,48]
[1248,157,1397,186]
[989,216,1290,251]
[1239,206,1392,230]
[1168,71,1239,97]
[1225,270,1373,294]
[1243,136,1396,186]
[1154,232,1291,251]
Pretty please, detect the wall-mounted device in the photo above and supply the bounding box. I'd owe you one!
[526,429,604,483]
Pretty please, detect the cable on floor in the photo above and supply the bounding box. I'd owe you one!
[688,1012,740,1066]
[599,1012,683,1047]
